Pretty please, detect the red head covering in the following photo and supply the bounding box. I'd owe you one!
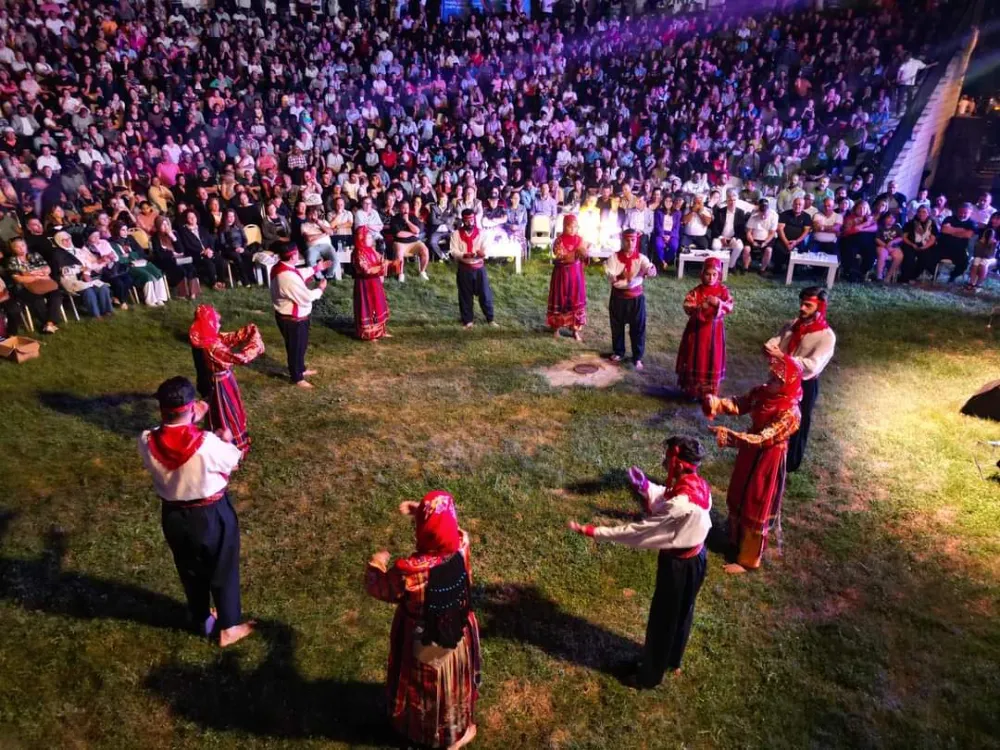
[414,490,461,557]
[558,214,582,254]
[765,353,804,412]
[354,225,374,255]
[188,304,221,348]
[700,257,723,285]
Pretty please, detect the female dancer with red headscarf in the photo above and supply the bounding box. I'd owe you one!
[547,214,590,340]
[366,491,481,749]
[703,354,803,574]
[352,226,398,341]
[188,305,265,456]
[675,257,734,399]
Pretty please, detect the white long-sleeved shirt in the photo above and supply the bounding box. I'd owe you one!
[766,319,837,380]
[605,252,653,291]
[270,261,323,318]
[591,480,712,550]
[138,427,242,502]
[450,228,487,266]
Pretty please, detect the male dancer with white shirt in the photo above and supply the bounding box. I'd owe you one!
[605,229,656,370]
[568,436,711,687]
[137,376,254,647]
[450,208,496,329]
[269,241,330,389]
[764,287,836,472]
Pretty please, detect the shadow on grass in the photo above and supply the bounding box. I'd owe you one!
[37,391,157,439]
[476,583,640,677]
[564,468,630,495]
[0,511,191,630]
[143,621,393,745]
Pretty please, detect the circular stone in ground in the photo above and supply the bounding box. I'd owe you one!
[539,354,626,388]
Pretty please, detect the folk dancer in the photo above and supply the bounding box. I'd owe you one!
[450,208,497,329]
[352,226,401,341]
[676,257,734,399]
[547,214,589,340]
[763,286,836,472]
[188,304,265,456]
[366,491,481,749]
[137,376,255,646]
[704,354,803,573]
[568,437,712,687]
[269,241,331,389]
[605,229,656,370]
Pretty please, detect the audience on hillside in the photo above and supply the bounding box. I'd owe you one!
[0,0,996,338]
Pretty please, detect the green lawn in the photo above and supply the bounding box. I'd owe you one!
[1,260,999,750]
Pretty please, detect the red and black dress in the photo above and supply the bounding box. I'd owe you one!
[352,226,391,341]
[676,263,734,398]
[547,216,588,331]
[189,305,265,456]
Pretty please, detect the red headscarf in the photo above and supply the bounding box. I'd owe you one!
[763,353,804,413]
[787,295,830,354]
[188,304,221,348]
[414,490,461,557]
[700,257,723,286]
[558,214,583,254]
[354,225,377,260]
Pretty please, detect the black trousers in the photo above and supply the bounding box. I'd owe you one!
[2,297,21,336]
[15,287,64,327]
[223,249,255,285]
[196,253,229,286]
[901,247,936,282]
[638,547,707,686]
[160,494,242,630]
[787,377,819,473]
[609,293,646,361]
[457,265,494,324]
[276,314,310,383]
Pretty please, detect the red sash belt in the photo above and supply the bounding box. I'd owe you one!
[275,312,310,322]
[667,543,704,559]
[612,286,644,300]
[459,260,485,270]
[161,490,226,509]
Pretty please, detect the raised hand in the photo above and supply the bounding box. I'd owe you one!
[627,466,648,494]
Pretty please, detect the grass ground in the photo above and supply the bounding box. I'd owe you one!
[1,259,999,750]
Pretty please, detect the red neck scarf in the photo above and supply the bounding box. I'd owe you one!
[188,304,221,349]
[787,299,829,354]
[617,234,641,277]
[671,472,711,510]
[559,215,582,256]
[458,225,479,256]
[147,421,205,471]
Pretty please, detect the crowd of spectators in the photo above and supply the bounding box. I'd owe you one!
[1,0,997,339]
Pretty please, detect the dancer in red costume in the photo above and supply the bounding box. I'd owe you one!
[547,214,590,340]
[675,257,734,399]
[189,304,265,456]
[351,226,400,341]
[704,354,803,574]
[366,491,481,749]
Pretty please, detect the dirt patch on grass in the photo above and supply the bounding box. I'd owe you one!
[539,354,626,389]
[485,679,554,731]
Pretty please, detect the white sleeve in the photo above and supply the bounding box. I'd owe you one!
[794,329,836,379]
[200,432,243,474]
[645,481,668,515]
[281,274,323,305]
[605,254,622,281]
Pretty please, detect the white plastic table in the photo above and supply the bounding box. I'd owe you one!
[485,244,522,274]
[677,250,731,281]
[786,252,839,287]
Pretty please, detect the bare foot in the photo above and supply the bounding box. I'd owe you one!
[552,329,561,339]
[489,321,499,328]
[572,331,583,342]
[382,331,393,338]
[672,668,682,677]
[634,360,644,371]
[213,282,227,291]
[449,723,477,750]
[219,620,256,647]
[295,380,315,390]
[610,355,623,363]
[303,369,318,377]
[723,563,748,575]
[463,323,474,329]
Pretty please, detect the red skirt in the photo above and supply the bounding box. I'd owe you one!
[675,313,727,398]
[725,441,788,566]
[354,275,390,341]
[209,369,250,455]
[547,261,587,329]
[386,608,481,748]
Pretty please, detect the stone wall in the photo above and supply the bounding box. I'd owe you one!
[882,29,979,197]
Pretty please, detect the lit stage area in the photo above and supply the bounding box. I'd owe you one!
[2,266,998,749]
